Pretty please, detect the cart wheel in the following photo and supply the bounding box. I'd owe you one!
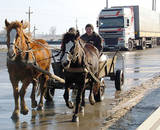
[115,69,124,90]
[45,88,55,102]
[45,79,55,102]
[94,78,105,102]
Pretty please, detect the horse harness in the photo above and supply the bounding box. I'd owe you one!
[64,40,103,86]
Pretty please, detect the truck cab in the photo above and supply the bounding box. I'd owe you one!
[97,7,135,51]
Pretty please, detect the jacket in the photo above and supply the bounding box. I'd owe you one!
[80,32,103,52]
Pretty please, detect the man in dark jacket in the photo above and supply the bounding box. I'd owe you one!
[80,24,103,52]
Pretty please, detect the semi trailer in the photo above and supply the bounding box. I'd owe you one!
[97,5,160,51]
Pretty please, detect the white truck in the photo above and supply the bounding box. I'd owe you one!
[97,6,160,51]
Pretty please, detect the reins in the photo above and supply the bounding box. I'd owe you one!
[12,29,63,63]
[69,39,103,85]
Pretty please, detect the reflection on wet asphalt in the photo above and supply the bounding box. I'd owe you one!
[109,86,160,130]
[1,47,160,130]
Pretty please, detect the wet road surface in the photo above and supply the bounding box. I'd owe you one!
[1,47,160,130]
[109,86,160,130]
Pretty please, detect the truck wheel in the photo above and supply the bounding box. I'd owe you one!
[115,69,124,91]
[94,78,105,102]
[127,41,133,51]
[148,43,153,48]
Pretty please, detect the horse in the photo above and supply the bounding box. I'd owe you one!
[5,19,51,120]
[61,31,100,122]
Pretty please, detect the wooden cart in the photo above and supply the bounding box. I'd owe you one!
[44,51,124,101]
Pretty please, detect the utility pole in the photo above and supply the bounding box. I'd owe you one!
[26,6,33,34]
[106,0,108,8]
[152,0,156,11]
[75,18,78,30]
[154,0,156,11]
[33,25,38,38]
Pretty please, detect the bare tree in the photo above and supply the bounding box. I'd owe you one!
[49,26,56,40]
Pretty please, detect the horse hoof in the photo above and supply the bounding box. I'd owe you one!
[67,101,74,109]
[20,108,29,115]
[89,98,95,105]
[90,101,95,105]
[72,115,79,122]
[32,101,37,108]
[11,112,19,120]
[37,105,43,111]
[79,106,84,113]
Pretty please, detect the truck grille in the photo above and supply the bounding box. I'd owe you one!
[104,38,118,45]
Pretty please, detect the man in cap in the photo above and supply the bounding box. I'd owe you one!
[80,24,103,52]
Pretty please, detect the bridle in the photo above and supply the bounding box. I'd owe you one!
[10,28,26,53]
[7,27,35,62]
[62,40,80,63]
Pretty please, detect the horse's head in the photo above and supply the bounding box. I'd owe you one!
[5,19,28,60]
[61,30,80,69]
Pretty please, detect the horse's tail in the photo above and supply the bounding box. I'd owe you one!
[31,78,40,97]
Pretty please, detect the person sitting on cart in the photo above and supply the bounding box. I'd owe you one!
[80,24,103,52]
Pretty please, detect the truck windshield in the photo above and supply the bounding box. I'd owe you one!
[99,17,124,28]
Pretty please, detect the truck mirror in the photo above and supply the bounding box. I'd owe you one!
[96,20,99,27]
[127,19,130,26]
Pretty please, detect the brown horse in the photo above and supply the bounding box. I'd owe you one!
[61,31,100,122]
[5,19,51,120]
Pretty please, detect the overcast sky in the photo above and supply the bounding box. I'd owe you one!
[0,0,159,34]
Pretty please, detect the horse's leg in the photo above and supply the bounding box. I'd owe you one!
[89,81,95,105]
[19,80,30,115]
[80,89,85,113]
[37,74,48,110]
[72,84,83,122]
[11,80,19,119]
[63,81,74,109]
[30,79,38,108]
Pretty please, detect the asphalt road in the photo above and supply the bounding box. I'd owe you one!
[1,47,160,130]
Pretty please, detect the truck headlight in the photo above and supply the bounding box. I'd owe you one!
[118,38,125,43]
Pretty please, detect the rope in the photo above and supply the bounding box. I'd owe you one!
[78,40,103,86]
[84,65,103,86]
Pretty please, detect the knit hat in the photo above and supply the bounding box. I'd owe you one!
[68,27,76,33]
[85,24,94,30]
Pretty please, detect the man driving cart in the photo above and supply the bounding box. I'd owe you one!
[80,24,103,52]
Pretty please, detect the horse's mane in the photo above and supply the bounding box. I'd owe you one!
[80,39,99,57]
[24,32,32,42]
[62,32,78,43]
[5,21,21,30]
[5,20,32,42]
[5,21,27,30]
[62,32,99,57]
